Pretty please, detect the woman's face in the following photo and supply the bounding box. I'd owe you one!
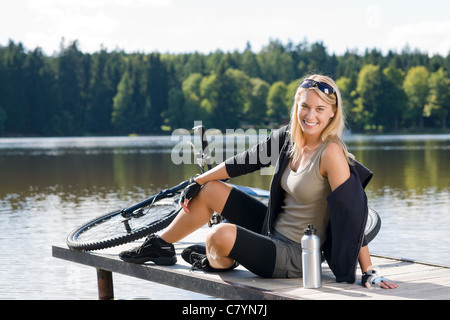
[297,90,335,138]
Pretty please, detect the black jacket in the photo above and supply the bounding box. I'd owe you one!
[225,125,373,283]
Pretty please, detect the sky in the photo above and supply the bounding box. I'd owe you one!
[1,0,449,57]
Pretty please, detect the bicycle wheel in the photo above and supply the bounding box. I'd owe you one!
[66,195,182,251]
[365,206,381,244]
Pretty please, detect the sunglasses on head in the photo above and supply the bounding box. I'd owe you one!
[300,79,335,95]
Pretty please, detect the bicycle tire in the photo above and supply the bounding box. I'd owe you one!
[365,206,381,244]
[66,196,182,251]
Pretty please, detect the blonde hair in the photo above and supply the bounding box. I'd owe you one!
[288,74,354,164]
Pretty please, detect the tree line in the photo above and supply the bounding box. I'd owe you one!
[0,39,449,136]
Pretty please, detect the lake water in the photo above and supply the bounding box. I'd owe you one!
[0,132,449,300]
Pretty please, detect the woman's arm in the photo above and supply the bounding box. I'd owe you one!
[225,126,289,178]
[320,142,350,191]
[322,143,398,289]
[194,162,230,186]
[359,245,373,275]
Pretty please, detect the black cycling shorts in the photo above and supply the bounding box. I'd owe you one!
[221,186,304,278]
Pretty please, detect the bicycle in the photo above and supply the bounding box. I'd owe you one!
[66,125,381,251]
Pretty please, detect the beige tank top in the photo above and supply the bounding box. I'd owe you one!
[274,142,331,245]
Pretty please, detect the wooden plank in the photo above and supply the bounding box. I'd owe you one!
[53,226,450,300]
[52,245,294,300]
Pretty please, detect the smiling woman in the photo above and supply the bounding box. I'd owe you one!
[289,75,352,167]
[115,73,398,289]
[298,91,335,138]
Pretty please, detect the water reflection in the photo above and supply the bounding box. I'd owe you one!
[0,133,449,299]
[347,137,450,194]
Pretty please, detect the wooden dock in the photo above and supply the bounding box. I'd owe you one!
[52,226,450,300]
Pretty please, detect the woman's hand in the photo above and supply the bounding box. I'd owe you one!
[362,270,398,289]
[377,279,399,289]
[179,177,202,212]
[179,162,230,213]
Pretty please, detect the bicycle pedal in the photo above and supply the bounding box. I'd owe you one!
[208,214,224,227]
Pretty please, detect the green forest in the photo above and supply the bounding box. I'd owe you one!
[0,39,449,136]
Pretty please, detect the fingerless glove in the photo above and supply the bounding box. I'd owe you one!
[361,269,388,288]
[180,176,202,203]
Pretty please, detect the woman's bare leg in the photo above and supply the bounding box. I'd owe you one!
[159,181,233,244]
[206,223,237,269]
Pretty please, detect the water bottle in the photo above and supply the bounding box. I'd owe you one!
[301,224,322,288]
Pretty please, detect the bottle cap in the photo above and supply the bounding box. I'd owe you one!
[304,224,317,235]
